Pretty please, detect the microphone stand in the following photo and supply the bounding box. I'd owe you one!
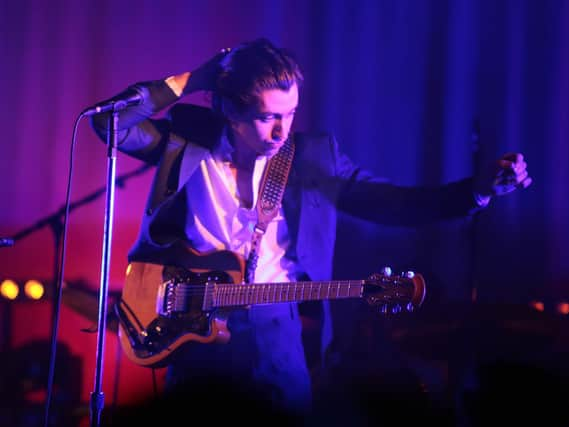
[89,109,119,427]
[469,118,481,303]
[6,121,149,426]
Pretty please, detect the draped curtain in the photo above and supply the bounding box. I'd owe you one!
[0,0,567,410]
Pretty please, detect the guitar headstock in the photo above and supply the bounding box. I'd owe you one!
[363,267,426,314]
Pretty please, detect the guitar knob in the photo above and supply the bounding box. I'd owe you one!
[406,302,414,312]
[381,266,392,277]
[404,271,415,279]
[379,304,389,314]
[391,304,402,314]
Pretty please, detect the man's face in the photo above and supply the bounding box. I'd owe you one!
[230,82,298,158]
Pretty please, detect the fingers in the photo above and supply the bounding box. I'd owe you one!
[491,151,532,192]
[517,175,533,189]
[501,152,524,163]
[497,157,526,171]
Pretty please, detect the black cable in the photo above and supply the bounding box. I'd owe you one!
[43,114,82,427]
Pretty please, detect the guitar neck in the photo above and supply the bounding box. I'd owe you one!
[210,280,365,308]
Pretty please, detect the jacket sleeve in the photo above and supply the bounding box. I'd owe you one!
[89,80,180,164]
[330,135,485,226]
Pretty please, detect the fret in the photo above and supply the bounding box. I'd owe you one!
[216,285,222,307]
[232,285,238,306]
[214,285,219,307]
[223,284,229,306]
[213,284,219,307]
[312,283,320,301]
[320,282,328,300]
[340,281,346,298]
[225,286,233,305]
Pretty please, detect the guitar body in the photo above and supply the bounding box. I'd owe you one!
[117,249,245,368]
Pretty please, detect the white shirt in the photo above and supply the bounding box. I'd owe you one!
[181,129,300,284]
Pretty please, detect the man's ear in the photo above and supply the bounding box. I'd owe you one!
[223,100,249,132]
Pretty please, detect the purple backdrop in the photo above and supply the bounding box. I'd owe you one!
[0,0,567,422]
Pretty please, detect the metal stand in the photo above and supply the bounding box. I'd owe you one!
[89,110,119,427]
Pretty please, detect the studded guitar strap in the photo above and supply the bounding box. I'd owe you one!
[244,136,295,283]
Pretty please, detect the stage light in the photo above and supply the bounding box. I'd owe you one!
[556,302,569,315]
[529,300,544,312]
[24,280,45,300]
[0,279,19,300]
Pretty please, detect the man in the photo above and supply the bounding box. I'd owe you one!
[90,38,531,417]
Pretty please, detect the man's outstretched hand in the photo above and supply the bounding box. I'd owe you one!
[474,152,532,205]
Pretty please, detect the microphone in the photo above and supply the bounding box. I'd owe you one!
[0,237,14,247]
[80,87,144,117]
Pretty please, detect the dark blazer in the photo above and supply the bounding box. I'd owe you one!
[91,79,483,363]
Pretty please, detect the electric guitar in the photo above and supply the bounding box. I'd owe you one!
[115,247,426,368]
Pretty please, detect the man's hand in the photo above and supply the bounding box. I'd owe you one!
[474,152,533,205]
[183,48,231,95]
[165,48,231,97]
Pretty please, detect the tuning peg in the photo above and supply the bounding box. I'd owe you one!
[403,271,415,279]
[380,266,392,277]
[406,302,414,312]
[391,304,402,314]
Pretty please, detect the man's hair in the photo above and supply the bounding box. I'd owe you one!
[213,38,304,115]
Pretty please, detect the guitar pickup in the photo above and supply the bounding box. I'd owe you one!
[156,280,186,316]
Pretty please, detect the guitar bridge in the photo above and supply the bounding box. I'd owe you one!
[156,279,185,316]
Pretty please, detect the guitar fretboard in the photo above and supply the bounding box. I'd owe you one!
[210,280,365,308]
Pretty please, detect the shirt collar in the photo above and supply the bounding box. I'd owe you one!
[212,125,235,163]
